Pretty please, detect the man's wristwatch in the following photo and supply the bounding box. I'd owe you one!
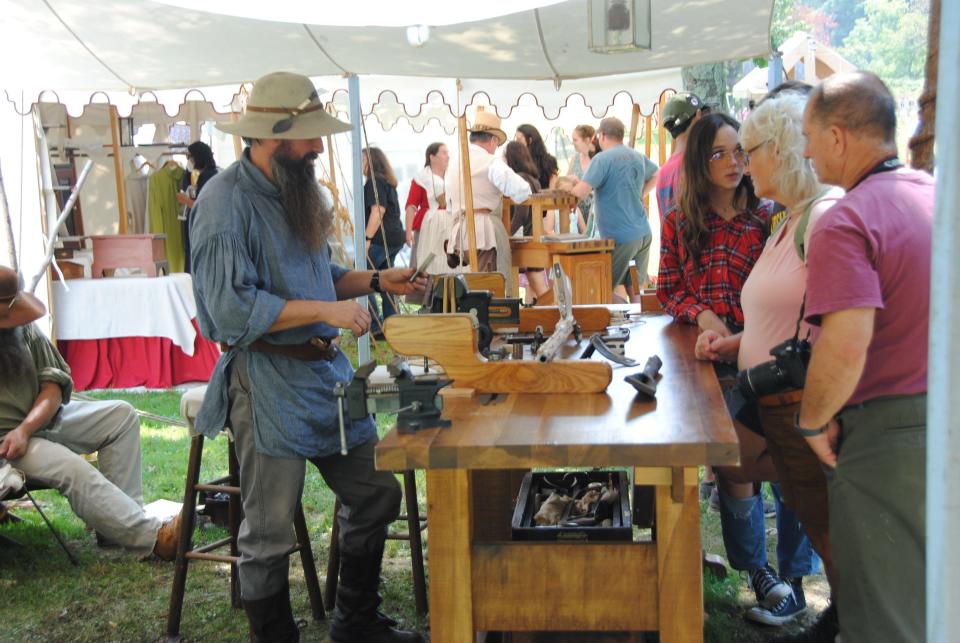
[794,412,827,437]
[369,271,382,293]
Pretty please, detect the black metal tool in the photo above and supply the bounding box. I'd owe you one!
[580,330,636,366]
[624,355,664,398]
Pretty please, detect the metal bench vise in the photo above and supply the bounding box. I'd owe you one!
[335,360,453,452]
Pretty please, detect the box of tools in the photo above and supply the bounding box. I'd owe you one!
[511,470,632,542]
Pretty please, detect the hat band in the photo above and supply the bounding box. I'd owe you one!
[246,103,324,117]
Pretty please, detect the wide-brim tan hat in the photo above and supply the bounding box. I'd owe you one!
[0,266,45,329]
[217,72,352,140]
[469,111,507,147]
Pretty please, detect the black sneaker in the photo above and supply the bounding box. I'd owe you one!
[747,577,807,626]
[770,603,838,642]
[748,564,792,609]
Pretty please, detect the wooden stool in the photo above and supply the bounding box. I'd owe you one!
[324,470,428,616]
[165,387,325,641]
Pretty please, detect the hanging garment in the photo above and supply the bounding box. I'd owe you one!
[125,173,149,234]
[148,164,186,273]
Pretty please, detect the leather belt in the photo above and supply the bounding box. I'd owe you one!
[473,208,492,214]
[221,336,340,362]
[757,389,804,408]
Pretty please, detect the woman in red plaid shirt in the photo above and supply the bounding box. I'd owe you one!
[656,112,773,335]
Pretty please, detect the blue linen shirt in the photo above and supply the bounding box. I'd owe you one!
[582,144,659,244]
[189,150,376,459]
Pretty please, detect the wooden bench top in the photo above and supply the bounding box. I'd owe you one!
[376,314,739,471]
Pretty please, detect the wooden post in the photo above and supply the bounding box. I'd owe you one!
[658,91,671,167]
[108,105,128,234]
[644,113,653,212]
[457,113,480,270]
[229,112,243,162]
[325,134,344,245]
[628,103,641,149]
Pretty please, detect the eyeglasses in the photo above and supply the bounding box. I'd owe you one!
[744,140,770,160]
[709,147,748,165]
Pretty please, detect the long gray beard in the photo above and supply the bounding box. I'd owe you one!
[0,326,30,382]
[270,147,334,251]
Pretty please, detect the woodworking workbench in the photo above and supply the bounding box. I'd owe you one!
[376,313,739,642]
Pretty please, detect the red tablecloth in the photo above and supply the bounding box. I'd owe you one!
[59,319,220,391]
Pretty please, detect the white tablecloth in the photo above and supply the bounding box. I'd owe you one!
[52,274,200,356]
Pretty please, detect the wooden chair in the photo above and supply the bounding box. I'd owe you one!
[324,471,428,616]
[165,386,325,641]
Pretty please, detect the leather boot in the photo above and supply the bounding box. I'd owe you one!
[329,551,423,643]
[242,582,300,643]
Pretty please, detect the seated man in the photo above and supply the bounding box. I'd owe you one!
[0,265,180,559]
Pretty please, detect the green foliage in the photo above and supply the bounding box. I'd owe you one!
[840,0,929,79]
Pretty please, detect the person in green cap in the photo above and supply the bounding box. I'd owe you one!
[655,92,712,222]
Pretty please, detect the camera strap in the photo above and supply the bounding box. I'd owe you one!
[848,156,903,192]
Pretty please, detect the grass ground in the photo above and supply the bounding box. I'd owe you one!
[0,338,829,641]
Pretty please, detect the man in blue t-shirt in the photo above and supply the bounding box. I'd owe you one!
[568,117,658,300]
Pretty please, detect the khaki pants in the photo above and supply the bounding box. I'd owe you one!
[11,400,160,557]
[830,394,926,643]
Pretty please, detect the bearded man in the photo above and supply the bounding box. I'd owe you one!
[190,72,424,643]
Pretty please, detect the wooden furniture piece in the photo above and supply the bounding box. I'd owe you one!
[384,314,613,394]
[462,272,507,298]
[504,192,614,305]
[166,386,325,640]
[90,233,168,277]
[376,314,739,642]
[324,470,429,616]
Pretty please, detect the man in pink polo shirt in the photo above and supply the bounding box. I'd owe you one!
[798,71,933,643]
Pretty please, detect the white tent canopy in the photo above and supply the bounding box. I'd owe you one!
[2,0,773,95]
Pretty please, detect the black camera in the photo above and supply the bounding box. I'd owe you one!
[735,336,811,399]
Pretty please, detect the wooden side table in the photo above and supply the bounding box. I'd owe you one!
[504,192,613,305]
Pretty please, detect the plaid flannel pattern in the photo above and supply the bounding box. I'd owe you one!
[656,203,771,328]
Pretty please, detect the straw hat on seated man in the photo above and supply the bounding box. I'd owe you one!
[0,265,181,560]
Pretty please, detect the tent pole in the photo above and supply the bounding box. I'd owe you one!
[108,105,128,234]
[456,114,480,271]
[348,74,370,364]
[0,160,17,269]
[928,0,958,638]
[33,110,58,237]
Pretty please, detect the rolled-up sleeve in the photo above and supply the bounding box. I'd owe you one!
[25,325,74,404]
[192,232,287,347]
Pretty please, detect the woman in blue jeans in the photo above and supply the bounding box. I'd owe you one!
[362,147,405,336]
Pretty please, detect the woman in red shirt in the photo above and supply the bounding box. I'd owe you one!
[405,142,449,274]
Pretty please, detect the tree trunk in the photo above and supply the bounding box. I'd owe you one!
[909,0,939,172]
